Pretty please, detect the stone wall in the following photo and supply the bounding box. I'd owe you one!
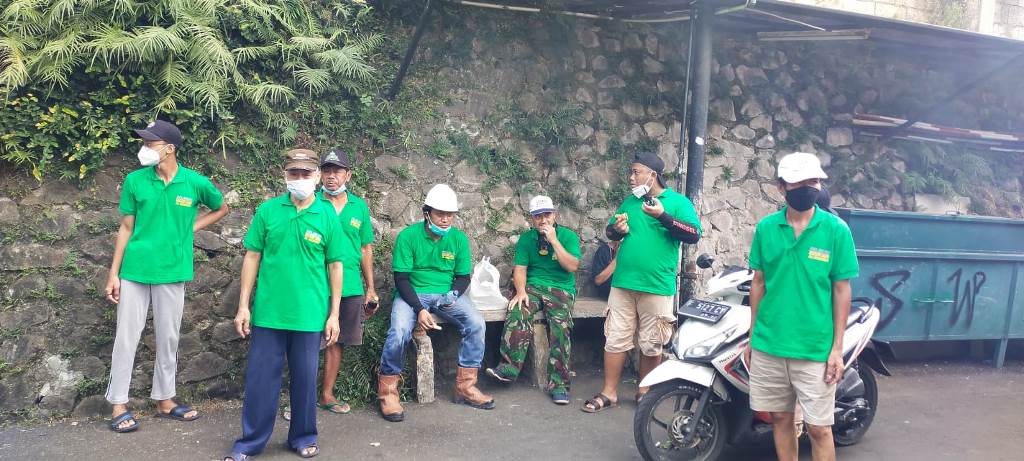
[2,10,1022,418]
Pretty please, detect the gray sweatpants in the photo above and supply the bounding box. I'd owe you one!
[105,279,185,405]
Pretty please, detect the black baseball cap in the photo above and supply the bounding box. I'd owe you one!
[134,119,183,148]
[321,147,351,168]
[633,151,667,187]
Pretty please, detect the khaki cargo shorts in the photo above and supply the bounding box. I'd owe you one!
[604,287,675,356]
[749,348,837,426]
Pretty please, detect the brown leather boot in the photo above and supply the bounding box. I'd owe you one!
[454,366,495,410]
[377,374,404,422]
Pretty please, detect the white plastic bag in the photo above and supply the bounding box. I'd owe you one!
[468,256,508,310]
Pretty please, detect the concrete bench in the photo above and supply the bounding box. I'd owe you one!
[412,297,607,403]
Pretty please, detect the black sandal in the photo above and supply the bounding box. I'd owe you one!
[581,393,618,413]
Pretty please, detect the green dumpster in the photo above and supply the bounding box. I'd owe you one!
[836,208,1024,367]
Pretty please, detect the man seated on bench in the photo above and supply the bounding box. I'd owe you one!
[376,184,494,422]
[486,195,581,405]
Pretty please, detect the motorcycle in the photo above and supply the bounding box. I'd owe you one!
[633,254,892,461]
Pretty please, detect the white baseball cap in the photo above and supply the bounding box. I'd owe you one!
[777,152,828,184]
[528,195,556,216]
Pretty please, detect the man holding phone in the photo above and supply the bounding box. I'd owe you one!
[315,148,378,416]
[376,184,493,422]
[583,152,701,413]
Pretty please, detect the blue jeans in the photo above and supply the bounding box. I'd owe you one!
[232,327,320,455]
[379,293,486,376]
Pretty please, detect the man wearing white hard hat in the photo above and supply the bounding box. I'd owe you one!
[485,195,581,405]
[376,184,493,422]
[744,152,859,461]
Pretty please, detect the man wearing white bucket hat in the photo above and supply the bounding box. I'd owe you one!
[486,195,581,405]
[745,152,859,461]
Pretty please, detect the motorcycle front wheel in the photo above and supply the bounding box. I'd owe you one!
[832,361,878,446]
[633,381,727,461]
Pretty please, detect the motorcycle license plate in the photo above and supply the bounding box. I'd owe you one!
[678,299,731,323]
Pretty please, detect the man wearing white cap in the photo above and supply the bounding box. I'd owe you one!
[376,184,493,422]
[485,195,581,405]
[744,152,859,461]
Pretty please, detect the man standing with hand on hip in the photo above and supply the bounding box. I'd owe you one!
[225,149,344,461]
[104,119,228,433]
[745,152,859,461]
[583,152,701,413]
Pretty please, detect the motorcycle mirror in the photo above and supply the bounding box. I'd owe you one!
[696,253,715,269]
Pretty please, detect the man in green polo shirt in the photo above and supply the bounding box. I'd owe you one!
[744,152,858,461]
[377,184,493,422]
[583,151,701,413]
[315,147,377,416]
[486,195,581,405]
[103,119,228,433]
[225,149,343,461]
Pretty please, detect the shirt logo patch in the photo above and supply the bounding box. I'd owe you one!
[441,251,455,260]
[175,196,194,207]
[808,247,830,263]
[304,230,323,245]
[349,217,362,229]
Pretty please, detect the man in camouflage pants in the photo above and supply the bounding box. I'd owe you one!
[486,196,581,404]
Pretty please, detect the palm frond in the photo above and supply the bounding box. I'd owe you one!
[0,36,32,88]
[88,25,140,66]
[313,45,373,81]
[292,65,330,94]
[232,44,277,63]
[132,25,187,60]
[238,81,295,105]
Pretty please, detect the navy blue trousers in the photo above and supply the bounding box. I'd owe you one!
[232,326,321,455]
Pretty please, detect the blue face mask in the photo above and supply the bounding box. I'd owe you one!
[321,185,346,196]
[427,216,450,237]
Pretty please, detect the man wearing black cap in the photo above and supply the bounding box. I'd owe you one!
[582,151,701,413]
[314,147,377,415]
[103,119,229,432]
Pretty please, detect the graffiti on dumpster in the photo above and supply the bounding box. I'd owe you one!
[855,270,912,331]
[856,268,988,330]
[946,269,987,327]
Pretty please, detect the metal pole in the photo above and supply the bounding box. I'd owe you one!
[680,0,714,303]
[387,0,434,101]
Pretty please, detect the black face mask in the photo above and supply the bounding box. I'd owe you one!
[785,186,820,211]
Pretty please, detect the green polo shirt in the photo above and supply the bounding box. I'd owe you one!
[513,226,581,294]
[392,221,472,294]
[749,205,859,362]
[317,191,374,297]
[118,165,224,284]
[244,195,344,332]
[608,188,701,296]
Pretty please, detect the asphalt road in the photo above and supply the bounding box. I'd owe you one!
[2,360,1022,460]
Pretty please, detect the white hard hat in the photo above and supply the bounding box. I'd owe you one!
[777,152,828,184]
[528,195,556,216]
[424,184,459,212]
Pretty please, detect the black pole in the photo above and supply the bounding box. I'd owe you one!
[680,0,714,303]
[386,0,434,101]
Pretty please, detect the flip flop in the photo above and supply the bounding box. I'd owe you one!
[317,401,351,414]
[110,411,139,433]
[223,452,250,461]
[156,404,200,421]
[581,393,617,413]
[295,444,319,458]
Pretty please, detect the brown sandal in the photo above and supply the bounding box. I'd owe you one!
[581,393,618,413]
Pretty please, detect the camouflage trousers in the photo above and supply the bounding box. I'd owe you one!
[496,284,574,393]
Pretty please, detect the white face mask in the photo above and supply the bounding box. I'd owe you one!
[137,145,165,166]
[631,172,656,199]
[287,178,317,200]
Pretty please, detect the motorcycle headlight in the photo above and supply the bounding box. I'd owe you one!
[683,325,738,359]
